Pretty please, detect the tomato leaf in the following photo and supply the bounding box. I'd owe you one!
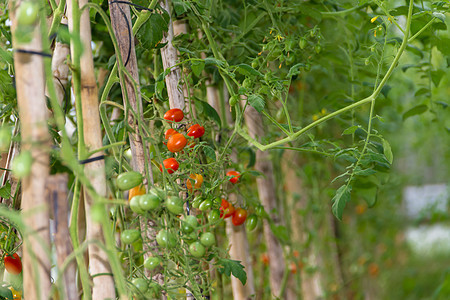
[235,63,263,77]
[172,0,190,15]
[414,87,431,97]
[331,185,352,220]
[402,104,428,120]
[136,11,169,49]
[194,99,221,128]
[287,63,306,78]
[202,145,216,162]
[431,69,445,87]
[191,60,205,77]
[204,57,226,67]
[217,259,247,286]
[342,125,360,135]
[269,224,290,244]
[381,138,393,164]
[247,94,265,112]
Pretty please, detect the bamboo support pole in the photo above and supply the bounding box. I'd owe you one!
[67,0,116,298]
[10,0,52,298]
[48,174,79,300]
[243,105,288,298]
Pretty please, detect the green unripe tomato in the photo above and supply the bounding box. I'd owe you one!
[156,229,176,248]
[149,187,166,199]
[12,151,32,178]
[166,196,184,215]
[255,205,268,218]
[246,214,258,231]
[200,232,216,247]
[189,241,205,258]
[183,231,198,243]
[208,209,221,223]
[131,278,148,294]
[16,1,39,27]
[0,126,12,152]
[199,200,212,211]
[229,95,239,106]
[181,221,194,234]
[144,256,162,270]
[242,78,252,89]
[139,193,161,211]
[191,195,203,208]
[121,229,141,245]
[314,44,322,54]
[184,215,198,228]
[299,38,307,49]
[117,171,143,190]
[251,61,258,68]
[130,196,145,214]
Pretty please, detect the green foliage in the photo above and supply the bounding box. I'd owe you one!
[217,258,247,286]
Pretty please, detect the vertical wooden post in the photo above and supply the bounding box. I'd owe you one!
[10,0,52,298]
[67,0,116,298]
[48,174,79,300]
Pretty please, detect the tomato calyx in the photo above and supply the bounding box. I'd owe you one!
[163,108,184,122]
[187,124,205,139]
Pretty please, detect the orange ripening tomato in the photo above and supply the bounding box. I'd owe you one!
[160,158,179,174]
[4,253,22,275]
[232,207,247,226]
[164,108,184,122]
[226,170,241,184]
[187,124,205,139]
[128,185,146,201]
[261,253,270,266]
[289,262,298,274]
[165,128,178,140]
[219,199,235,219]
[186,174,203,192]
[167,133,187,153]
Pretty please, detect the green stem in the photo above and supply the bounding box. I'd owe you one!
[321,4,368,16]
[408,17,436,43]
[262,111,291,136]
[48,0,67,38]
[86,141,126,157]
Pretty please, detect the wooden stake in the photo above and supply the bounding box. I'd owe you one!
[10,0,52,298]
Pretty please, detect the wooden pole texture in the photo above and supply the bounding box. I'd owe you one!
[243,105,288,298]
[48,174,79,300]
[67,0,116,298]
[10,0,52,298]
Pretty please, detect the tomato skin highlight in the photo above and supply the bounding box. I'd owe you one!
[187,124,205,138]
[160,158,179,174]
[4,253,22,275]
[164,128,178,140]
[117,171,143,190]
[167,133,187,152]
[164,108,184,122]
[232,208,247,226]
[219,199,235,218]
[226,170,241,184]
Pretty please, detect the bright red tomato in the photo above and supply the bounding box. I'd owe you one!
[164,108,184,122]
[232,207,247,226]
[160,158,179,174]
[187,124,205,138]
[219,199,235,219]
[226,170,241,184]
[167,133,187,153]
[4,253,22,275]
[165,128,178,140]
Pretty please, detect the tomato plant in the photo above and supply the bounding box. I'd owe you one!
[246,214,258,231]
[138,193,161,211]
[167,133,187,153]
[163,108,184,122]
[156,229,177,248]
[160,157,179,174]
[200,232,216,247]
[4,253,22,275]
[226,170,240,184]
[129,196,145,214]
[232,208,247,226]
[166,196,184,215]
[199,199,212,211]
[187,124,205,138]
[117,171,143,190]
[132,278,148,294]
[144,256,162,270]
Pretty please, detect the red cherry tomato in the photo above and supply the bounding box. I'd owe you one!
[165,128,178,140]
[187,124,205,138]
[160,158,179,174]
[219,199,235,219]
[167,133,187,153]
[232,207,247,226]
[226,170,241,184]
[4,253,22,275]
[164,108,184,122]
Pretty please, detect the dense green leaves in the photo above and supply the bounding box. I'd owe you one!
[137,10,170,49]
[332,185,352,220]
